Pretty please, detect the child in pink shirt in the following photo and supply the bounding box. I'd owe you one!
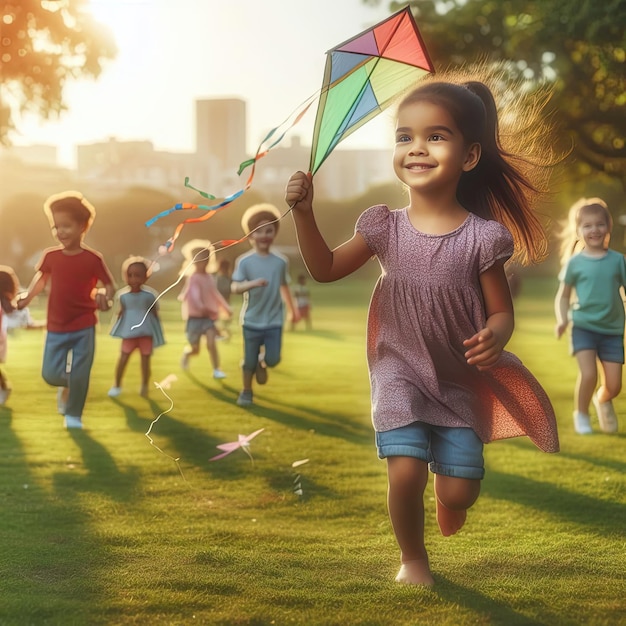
[179,240,232,379]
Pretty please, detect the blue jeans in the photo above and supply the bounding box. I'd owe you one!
[242,326,282,372]
[42,327,95,418]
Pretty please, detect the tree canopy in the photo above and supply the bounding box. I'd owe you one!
[0,0,116,145]
[371,0,626,187]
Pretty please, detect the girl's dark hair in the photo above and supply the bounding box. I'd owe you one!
[0,265,19,314]
[398,70,557,265]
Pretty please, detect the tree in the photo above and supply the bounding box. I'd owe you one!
[368,0,626,187]
[0,0,116,145]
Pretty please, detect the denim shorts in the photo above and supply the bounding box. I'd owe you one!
[242,325,282,371]
[186,317,216,345]
[571,327,624,363]
[376,421,485,480]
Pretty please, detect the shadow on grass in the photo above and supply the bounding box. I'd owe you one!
[108,396,286,483]
[185,371,372,446]
[432,576,551,625]
[483,469,626,536]
[0,407,109,620]
[109,396,229,473]
[52,429,141,502]
[503,435,626,473]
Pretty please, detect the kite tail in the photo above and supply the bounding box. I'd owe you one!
[145,93,316,251]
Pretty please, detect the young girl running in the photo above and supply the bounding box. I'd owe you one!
[108,257,164,398]
[179,241,232,379]
[555,198,625,434]
[0,265,19,405]
[286,75,559,586]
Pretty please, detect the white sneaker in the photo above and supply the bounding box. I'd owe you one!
[108,386,122,398]
[213,369,227,380]
[593,393,618,433]
[64,415,83,429]
[180,353,190,371]
[573,411,592,435]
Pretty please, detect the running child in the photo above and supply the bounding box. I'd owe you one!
[286,74,559,585]
[108,256,165,398]
[179,240,232,379]
[555,197,625,434]
[18,191,115,429]
[0,265,19,405]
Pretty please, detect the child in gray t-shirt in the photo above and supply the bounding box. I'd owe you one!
[231,204,299,407]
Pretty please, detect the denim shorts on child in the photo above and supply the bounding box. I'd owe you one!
[186,317,216,345]
[242,325,282,371]
[375,421,485,480]
[571,327,624,363]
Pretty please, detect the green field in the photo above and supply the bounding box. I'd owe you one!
[0,277,624,625]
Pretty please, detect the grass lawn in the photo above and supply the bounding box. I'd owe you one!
[0,276,624,626]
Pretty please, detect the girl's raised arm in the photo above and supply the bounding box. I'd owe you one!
[286,171,373,283]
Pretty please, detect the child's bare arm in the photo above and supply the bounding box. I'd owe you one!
[231,278,268,294]
[18,271,48,309]
[463,261,514,370]
[554,282,572,338]
[286,171,372,282]
[280,284,299,323]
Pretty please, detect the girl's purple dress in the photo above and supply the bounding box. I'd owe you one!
[357,205,559,453]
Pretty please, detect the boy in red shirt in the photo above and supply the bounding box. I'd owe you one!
[19,191,115,429]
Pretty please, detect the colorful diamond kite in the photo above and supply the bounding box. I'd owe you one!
[309,5,434,175]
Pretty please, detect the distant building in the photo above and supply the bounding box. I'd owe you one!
[7,98,395,203]
[75,137,202,197]
[196,98,246,169]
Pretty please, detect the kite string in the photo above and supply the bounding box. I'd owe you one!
[146,380,188,482]
[145,93,317,252]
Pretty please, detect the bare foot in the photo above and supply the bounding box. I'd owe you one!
[436,499,467,536]
[395,560,435,586]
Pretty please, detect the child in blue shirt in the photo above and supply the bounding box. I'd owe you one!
[231,204,298,406]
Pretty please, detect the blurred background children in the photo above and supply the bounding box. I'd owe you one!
[555,197,625,434]
[291,273,312,331]
[231,203,298,407]
[18,191,115,429]
[108,256,164,398]
[179,240,232,379]
[0,265,19,405]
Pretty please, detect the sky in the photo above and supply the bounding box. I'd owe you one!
[14,0,397,168]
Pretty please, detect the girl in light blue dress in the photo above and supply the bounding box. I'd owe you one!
[109,257,164,397]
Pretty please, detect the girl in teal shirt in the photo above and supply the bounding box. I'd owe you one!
[555,197,626,434]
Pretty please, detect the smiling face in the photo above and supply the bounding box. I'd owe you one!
[126,262,148,291]
[393,100,480,196]
[52,211,87,251]
[577,207,610,254]
[249,221,277,254]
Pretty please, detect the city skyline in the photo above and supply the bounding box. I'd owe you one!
[11,0,394,168]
